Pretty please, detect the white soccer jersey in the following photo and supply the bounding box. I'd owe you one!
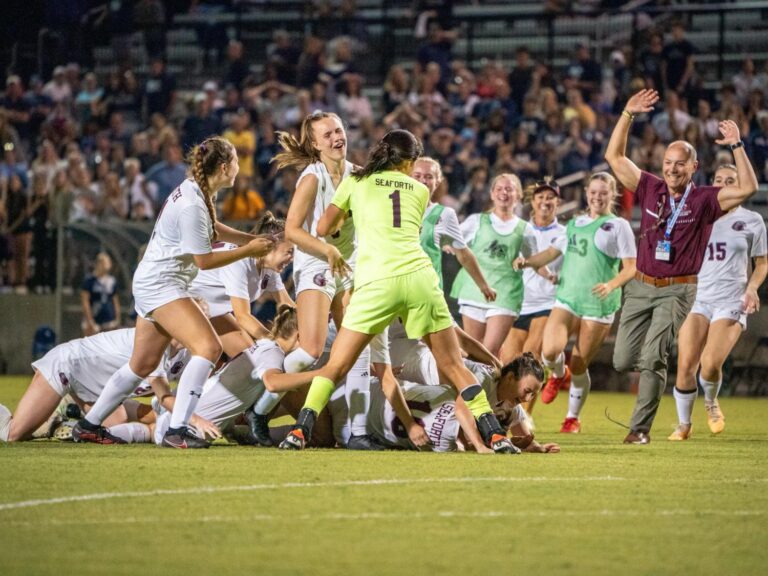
[133,179,212,291]
[520,221,566,315]
[195,339,285,431]
[32,328,181,403]
[294,161,357,272]
[190,242,284,317]
[425,204,467,250]
[696,207,767,304]
[552,215,636,260]
[370,380,458,452]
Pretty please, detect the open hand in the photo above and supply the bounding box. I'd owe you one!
[715,120,741,147]
[625,89,659,115]
[591,282,613,299]
[408,422,433,450]
[743,287,760,314]
[325,245,352,277]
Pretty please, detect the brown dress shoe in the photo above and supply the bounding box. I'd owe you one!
[623,431,651,444]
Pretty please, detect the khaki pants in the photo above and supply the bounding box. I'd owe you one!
[613,279,697,433]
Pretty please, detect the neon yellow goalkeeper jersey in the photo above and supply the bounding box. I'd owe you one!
[332,169,432,288]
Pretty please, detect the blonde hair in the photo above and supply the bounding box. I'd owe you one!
[490,172,522,195]
[586,171,619,215]
[272,111,343,172]
[186,137,235,241]
[415,156,443,182]
[271,304,298,341]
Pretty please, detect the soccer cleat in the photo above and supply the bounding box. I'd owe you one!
[667,423,692,441]
[560,417,581,434]
[705,400,725,435]
[541,366,571,404]
[623,430,650,445]
[347,434,387,451]
[490,433,521,454]
[278,428,306,450]
[161,426,210,449]
[244,410,274,447]
[52,420,76,441]
[72,420,126,445]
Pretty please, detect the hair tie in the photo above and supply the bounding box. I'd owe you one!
[199,142,208,154]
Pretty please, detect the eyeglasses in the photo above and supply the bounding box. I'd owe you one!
[534,180,560,194]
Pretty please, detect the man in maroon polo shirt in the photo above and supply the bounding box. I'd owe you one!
[605,89,758,444]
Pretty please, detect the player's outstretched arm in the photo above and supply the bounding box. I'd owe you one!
[605,89,658,192]
[715,120,759,212]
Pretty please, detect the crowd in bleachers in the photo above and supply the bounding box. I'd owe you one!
[1,1,767,294]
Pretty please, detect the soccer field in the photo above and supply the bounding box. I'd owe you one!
[1,376,766,576]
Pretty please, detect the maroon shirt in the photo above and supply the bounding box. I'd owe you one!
[635,171,724,277]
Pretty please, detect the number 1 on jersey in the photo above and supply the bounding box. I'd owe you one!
[388,190,401,228]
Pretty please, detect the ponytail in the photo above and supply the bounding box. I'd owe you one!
[353,129,423,181]
[250,210,285,237]
[271,304,298,341]
[187,137,235,241]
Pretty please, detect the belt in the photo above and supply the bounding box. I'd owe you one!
[635,271,698,287]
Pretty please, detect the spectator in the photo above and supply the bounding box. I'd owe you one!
[661,22,696,96]
[42,66,73,105]
[337,73,373,142]
[563,42,603,101]
[638,32,664,94]
[416,23,456,88]
[80,251,121,336]
[24,76,55,143]
[28,172,55,293]
[217,86,245,128]
[563,88,597,132]
[222,109,256,180]
[130,131,161,172]
[749,110,768,183]
[323,36,358,87]
[3,173,32,292]
[651,91,692,143]
[120,157,155,219]
[693,99,720,141]
[220,174,265,221]
[296,36,326,89]
[143,58,176,120]
[133,0,166,59]
[515,96,545,141]
[31,139,63,185]
[0,76,31,147]
[507,129,542,182]
[733,59,763,108]
[247,81,297,131]
[509,46,535,110]
[383,65,411,114]
[540,112,566,175]
[75,73,104,124]
[0,110,26,165]
[268,30,301,86]
[308,81,337,114]
[557,119,592,175]
[101,171,128,219]
[144,143,186,206]
[629,123,665,174]
[182,94,222,152]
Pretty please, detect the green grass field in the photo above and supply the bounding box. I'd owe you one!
[1,375,767,576]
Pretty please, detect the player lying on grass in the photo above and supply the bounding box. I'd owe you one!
[0,328,196,442]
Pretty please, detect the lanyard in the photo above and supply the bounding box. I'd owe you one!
[664,182,692,240]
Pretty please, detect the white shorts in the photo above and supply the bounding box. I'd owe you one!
[458,302,518,324]
[553,300,615,325]
[32,347,70,398]
[389,338,440,387]
[294,264,354,301]
[133,280,191,320]
[690,300,747,330]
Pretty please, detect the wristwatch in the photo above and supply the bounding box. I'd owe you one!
[729,141,745,151]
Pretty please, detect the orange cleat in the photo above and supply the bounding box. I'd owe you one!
[559,417,581,434]
[541,366,571,404]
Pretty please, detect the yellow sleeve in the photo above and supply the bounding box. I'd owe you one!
[331,175,354,212]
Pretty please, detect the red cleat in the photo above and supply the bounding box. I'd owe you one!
[559,417,581,434]
[541,366,571,404]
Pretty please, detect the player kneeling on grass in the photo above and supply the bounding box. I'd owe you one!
[0,328,192,443]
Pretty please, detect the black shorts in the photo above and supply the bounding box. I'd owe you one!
[512,309,551,332]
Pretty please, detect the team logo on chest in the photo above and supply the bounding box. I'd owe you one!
[261,276,269,290]
[732,221,746,232]
[485,240,508,260]
[600,222,614,232]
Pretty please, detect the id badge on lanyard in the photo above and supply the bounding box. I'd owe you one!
[655,183,692,262]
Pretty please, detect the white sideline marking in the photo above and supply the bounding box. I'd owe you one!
[3,508,765,527]
[0,476,623,512]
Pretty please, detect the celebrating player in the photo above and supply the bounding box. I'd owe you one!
[279,129,517,453]
[72,137,275,448]
[669,164,767,440]
[514,172,637,433]
[450,173,538,358]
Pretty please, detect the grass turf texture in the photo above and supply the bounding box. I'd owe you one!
[1,375,766,576]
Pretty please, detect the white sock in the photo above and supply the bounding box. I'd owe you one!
[543,352,565,379]
[107,422,151,443]
[283,347,318,373]
[699,375,721,403]
[566,370,591,419]
[346,346,371,437]
[253,390,285,416]
[673,387,697,425]
[0,404,11,441]
[85,364,143,425]
[169,356,215,429]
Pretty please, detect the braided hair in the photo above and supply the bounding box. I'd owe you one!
[186,137,234,241]
[272,111,343,172]
[353,129,424,181]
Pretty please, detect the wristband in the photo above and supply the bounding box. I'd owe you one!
[729,141,744,151]
[622,109,635,121]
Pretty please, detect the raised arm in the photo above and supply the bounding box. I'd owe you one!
[715,120,759,212]
[605,89,659,192]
